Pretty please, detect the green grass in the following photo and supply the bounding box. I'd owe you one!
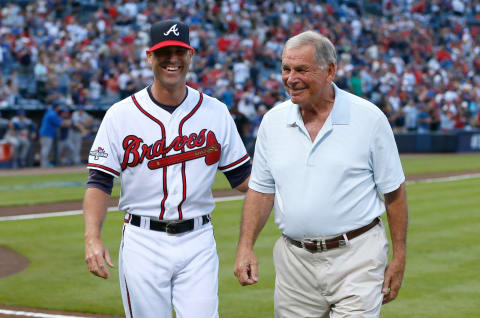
[1,177,480,317]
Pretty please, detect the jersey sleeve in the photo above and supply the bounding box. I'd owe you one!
[87,109,122,177]
[51,113,63,128]
[217,108,250,172]
[248,117,275,194]
[369,113,405,194]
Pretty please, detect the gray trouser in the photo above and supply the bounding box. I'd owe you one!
[12,137,31,167]
[69,131,83,165]
[40,136,54,167]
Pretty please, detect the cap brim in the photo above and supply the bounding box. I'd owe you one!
[147,41,194,52]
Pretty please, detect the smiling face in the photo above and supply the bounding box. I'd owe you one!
[147,46,193,91]
[281,44,335,107]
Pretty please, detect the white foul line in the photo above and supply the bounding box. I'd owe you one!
[0,195,245,222]
[405,172,480,184]
[0,308,89,318]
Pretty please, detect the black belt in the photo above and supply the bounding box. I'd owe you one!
[285,218,380,252]
[127,214,210,234]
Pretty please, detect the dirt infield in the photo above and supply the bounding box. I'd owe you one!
[1,168,479,318]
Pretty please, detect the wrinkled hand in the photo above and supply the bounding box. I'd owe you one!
[85,237,114,279]
[382,257,405,304]
[234,248,259,286]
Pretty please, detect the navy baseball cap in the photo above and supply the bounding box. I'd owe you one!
[147,20,193,52]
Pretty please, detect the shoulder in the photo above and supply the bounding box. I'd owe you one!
[262,99,292,122]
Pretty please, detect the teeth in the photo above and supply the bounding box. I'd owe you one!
[166,66,179,71]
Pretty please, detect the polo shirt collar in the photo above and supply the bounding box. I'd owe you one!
[286,82,350,126]
[331,82,350,125]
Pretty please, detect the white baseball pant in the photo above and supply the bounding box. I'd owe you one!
[119,220,218,318]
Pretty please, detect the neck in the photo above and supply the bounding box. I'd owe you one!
[151,82,187,106]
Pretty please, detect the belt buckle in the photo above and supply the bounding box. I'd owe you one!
[165,221,179,234]
[302,239,326,252]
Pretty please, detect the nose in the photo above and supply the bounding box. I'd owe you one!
[285,71,300,88]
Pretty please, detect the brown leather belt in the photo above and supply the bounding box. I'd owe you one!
[285,218,380,252]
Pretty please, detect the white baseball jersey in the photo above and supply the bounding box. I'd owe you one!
[88,86,250,220]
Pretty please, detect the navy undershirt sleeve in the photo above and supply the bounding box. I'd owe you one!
[87,169,114,195]
[224,161,252,188]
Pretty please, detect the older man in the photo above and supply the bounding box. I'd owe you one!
[234,31,408,318]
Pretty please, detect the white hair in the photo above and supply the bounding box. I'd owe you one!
[283,31,337,69]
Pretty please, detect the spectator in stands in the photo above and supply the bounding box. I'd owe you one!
[417,105,431,134]
[474,110,480,129]
[439,106,456,133]
[403,99,418,132]
[0,111,9,139]
[230,105,251,145]
[34,55,48,102]
[9,109,36,168]
[69,104,93,166]
[57,107,75,166]
[0,78,18,108]
[39,101,71,167]
[428,101,441,132]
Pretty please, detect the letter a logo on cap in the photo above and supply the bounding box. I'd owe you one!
[164,24,179,36]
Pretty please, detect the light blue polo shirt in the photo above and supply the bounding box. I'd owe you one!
[249,83,405,239]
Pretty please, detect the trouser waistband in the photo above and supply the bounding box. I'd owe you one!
[285,218,380,252]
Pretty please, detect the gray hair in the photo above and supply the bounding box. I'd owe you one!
[283,31,337,69]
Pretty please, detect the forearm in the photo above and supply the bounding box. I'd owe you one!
[384,183,408,259]
[237,189,275,250]
[83,187,110,240]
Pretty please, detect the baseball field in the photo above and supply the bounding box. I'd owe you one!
[0,153,479,318]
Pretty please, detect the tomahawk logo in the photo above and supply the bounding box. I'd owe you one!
[90,147,108,160]
[164,24,179,36]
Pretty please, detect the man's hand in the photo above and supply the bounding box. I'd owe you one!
[85,236,114,279]
[382,256,405,304]
[83,187,112,279]
[234,248,259,286]
[383,183,408,304]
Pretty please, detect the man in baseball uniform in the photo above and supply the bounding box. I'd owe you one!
[234,31,408,317]
[83,20,251,318]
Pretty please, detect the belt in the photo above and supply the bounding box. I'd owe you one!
[285,218,380,252]
[126,214,210,234]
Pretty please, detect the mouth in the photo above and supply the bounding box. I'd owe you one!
[162,65,181,72]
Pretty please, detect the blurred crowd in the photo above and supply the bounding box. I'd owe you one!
[1,0,480,167]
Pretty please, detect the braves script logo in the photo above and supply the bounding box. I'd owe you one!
[121,129,221,170]
[164,24,179,36]
[90,147,108,160]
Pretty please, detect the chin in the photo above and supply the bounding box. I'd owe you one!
[290,96,305,105]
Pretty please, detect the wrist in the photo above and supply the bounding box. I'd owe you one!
[84,233,101,241]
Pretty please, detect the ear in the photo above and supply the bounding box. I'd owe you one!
[327,63,336,82]
[146,50,153,65]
